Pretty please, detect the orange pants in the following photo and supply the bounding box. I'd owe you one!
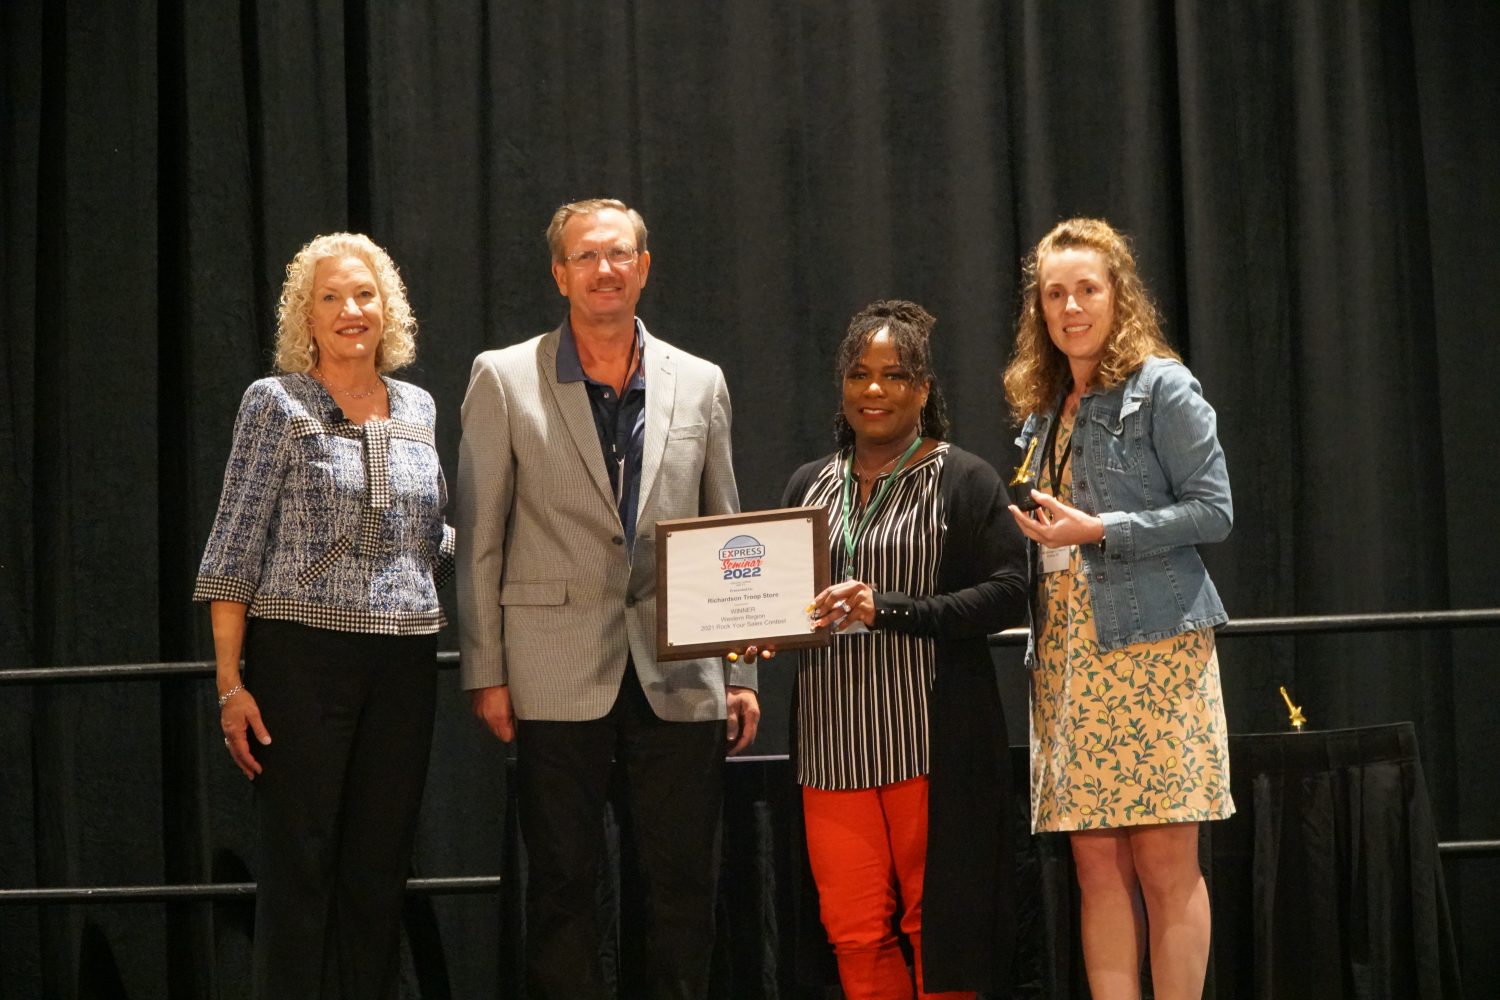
[803,776,976,1000]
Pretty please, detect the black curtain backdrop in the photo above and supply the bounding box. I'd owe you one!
[3,1,1497,996]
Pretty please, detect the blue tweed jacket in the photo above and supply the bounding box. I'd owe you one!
[194,373,453,634]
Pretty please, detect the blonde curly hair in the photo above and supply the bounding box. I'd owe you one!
[1002,218,1178,421]
[274,232,417,374]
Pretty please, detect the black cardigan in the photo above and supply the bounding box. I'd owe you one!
[782,443,1029,992]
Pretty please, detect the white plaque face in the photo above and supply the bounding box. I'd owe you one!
[656,507,831,661]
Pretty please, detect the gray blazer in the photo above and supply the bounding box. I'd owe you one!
[455,323,754,722]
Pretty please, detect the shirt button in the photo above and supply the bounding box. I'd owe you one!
[612,535,625,545]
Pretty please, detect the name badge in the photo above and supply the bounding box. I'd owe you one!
[1040,544,1073,575]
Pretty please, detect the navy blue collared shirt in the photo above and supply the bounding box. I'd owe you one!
[557,318,648,550]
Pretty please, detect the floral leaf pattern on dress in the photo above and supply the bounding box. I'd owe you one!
[1028,414,1234,833]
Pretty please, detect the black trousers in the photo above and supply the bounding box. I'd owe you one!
[244,619,438,1000]
[515,661,727,1000]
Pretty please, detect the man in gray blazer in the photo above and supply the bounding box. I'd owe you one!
[455,198,760,999]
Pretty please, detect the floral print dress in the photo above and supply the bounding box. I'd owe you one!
[1029,412,1234,833]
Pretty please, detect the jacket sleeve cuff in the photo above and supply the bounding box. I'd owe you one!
[872,592,918,631]
[459,649,508,690]
[432,524,457,590]
[192,576,257,605]
[726,658,758,690]
[1099,512,1131,561]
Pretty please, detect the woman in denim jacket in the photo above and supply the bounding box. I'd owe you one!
[1003,218,1233,1000]
[195,233,452,999]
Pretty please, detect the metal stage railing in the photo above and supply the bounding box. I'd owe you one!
[2,607,1497,906]
[4,608,1498,687]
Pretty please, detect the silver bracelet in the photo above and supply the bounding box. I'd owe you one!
[217,684,244,709]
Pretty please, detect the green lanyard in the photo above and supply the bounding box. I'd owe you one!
[839,436,923,578]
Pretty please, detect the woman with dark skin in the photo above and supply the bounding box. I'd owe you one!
[784,300,1028,999]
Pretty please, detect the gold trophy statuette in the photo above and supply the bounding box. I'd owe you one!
[1009,436,1041,511]
[1278,686,1308,731]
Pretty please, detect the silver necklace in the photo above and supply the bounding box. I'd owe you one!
[853,449,904,480]
[313,368,382,400]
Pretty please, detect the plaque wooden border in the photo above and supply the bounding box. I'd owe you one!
[655,506,831,662]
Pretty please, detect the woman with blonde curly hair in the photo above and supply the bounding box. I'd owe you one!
[1003,218,1234,1000]
[195,232,453,998]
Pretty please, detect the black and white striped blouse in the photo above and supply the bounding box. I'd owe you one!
[794,443,951,790]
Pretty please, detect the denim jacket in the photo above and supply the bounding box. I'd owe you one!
[194,373,454,635]
[1015,356,1231,655]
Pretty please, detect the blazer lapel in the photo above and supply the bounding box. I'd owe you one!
[539,328,619,515]
[637,327,677,532]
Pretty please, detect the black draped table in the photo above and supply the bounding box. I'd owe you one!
[1208,722,1462,1000]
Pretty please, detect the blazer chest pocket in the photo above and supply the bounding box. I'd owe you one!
[499,580,567,606]
[665,423,708,484]
[667,422,706,441]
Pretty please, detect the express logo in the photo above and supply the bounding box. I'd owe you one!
[719,534,765,580]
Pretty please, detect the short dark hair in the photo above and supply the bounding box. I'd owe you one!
[832,299,951,449]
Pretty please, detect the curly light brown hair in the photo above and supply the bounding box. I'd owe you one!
[1002,218,1178,421]
[274,232,418,374]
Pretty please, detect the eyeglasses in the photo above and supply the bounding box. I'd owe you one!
[562,246,639,269]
